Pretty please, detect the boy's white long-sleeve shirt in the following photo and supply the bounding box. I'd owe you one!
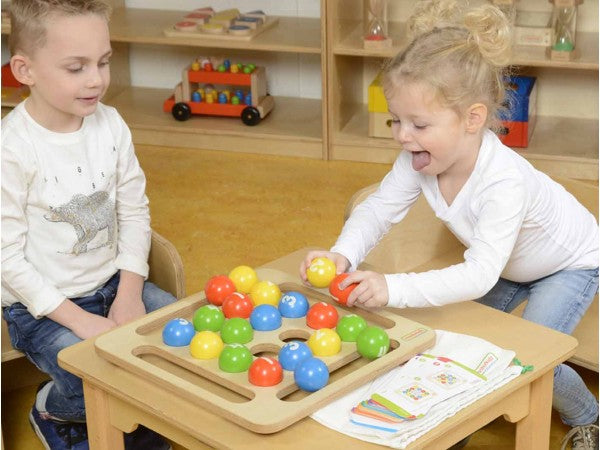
[331,130,599,308]
[1,102,151,318]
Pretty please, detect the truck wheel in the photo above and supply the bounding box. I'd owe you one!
[241,106,261,126]
[172,102,191,121]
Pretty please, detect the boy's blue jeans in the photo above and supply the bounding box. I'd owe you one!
[476,267,599,427]
[3,272,176,422]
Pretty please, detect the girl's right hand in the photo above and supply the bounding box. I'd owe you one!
[299,250,351,285]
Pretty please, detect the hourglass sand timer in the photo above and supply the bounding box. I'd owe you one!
[364,0,392,49]
[548,0,582,61]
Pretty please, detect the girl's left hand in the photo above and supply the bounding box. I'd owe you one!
[108,294,146,325]
[342,270,389,308]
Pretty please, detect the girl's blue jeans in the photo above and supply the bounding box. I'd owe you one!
[2,272,176,422]
[476,267,599,427]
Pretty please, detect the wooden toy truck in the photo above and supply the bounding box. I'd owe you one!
[163,60,274,126]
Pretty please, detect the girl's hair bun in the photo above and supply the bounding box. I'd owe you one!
[463,4,512,67]
[407,0,512,67]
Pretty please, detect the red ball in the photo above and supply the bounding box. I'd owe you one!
[248,357,283,387]
[328,273,357,305]
[204,275,236,306]
[306,302,339,329]
[222,292,254,319]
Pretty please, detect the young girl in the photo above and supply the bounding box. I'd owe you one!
[300,0,598,447]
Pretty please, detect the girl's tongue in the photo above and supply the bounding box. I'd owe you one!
[411,151,431,171]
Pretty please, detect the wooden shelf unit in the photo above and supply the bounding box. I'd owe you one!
[111,87,323,159]
[326,0,598,179]
[108,8,322,54]
[1,1,597,178]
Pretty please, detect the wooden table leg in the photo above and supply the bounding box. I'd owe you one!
[83,382,125,450]
[514,370,554,449]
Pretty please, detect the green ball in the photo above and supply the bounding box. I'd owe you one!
[219,344,253,373]
[217,64,227,72]
[336,314,367,342]
[221,317,254,344]
[231,96,240,105]
[356,326,390,360]
[193,305,225,332]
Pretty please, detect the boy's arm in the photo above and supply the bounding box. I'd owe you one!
[47,299,117,340]
[112,112,151,280]
[1,145,66,318]
[108,270,146,325]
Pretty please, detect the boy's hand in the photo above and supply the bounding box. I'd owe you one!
[108,294,146,326]
[47,298,117,340]
[73,313,118,340]
[343,270,389,308]
[108,270,146,326]
[299,250,350,285]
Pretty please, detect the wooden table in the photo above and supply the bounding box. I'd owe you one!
[58,248,578,449]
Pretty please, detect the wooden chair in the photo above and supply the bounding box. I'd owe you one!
[345,177,599,372]
[1,230,186,391]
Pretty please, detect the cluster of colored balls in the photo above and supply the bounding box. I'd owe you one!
[191,84,252,106]
[161,263,391,392]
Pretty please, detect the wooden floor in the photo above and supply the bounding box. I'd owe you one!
[2,144,598,449]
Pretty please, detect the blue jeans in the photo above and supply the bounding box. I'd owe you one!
[477,268,599,426]
[3,272,176,422]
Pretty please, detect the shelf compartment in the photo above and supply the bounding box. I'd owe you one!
[330,105,598,180]
[109,8,322,54]
[107,87,323,159]
[332,20,598,70]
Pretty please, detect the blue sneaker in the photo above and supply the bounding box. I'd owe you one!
[29,404,89,450]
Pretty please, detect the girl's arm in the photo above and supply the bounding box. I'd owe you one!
[331,151,421,270]
[385,176,528,308]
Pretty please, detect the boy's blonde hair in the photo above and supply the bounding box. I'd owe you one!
[383,0,512,129]
[9,0,111,56]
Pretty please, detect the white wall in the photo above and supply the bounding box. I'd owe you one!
[125,0,322,99]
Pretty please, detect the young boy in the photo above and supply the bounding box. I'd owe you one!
[2,1,175,448]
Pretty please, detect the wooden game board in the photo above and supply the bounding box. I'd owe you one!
[163,16,279,42]
[94,268,435,434]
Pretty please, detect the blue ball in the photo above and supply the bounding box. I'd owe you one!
[278,291,309,318]
[278,341,312,371]
[249,304,282,331]
[294,357,329,392]
[162,318,195,347]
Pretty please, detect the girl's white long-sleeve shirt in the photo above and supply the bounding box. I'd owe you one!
[2,102,151,318]
[331,130,598,308]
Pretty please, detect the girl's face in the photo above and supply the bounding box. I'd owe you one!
[387,80,476,177]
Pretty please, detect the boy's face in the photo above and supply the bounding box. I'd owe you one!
[387,80,473,177]
[24,13,111,131]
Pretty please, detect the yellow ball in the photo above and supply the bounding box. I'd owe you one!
[307,328,341,357]
[250,280,282,306]
[190,331,224,359]
[306,257,336,288]
[229,265,258,294]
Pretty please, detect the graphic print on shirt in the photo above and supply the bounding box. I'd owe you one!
[44,191,116,255]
